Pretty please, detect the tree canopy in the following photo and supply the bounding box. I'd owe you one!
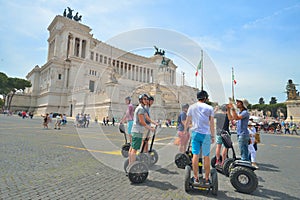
[0,72,31,110]
[259,97,265,104]
[251,100,286,119]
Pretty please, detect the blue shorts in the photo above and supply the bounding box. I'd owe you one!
[127,120,133,134]
[191,131,211,156]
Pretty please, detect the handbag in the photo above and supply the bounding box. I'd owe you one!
[220,130,232,148]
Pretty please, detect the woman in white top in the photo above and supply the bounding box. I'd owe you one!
[248,122,259,169]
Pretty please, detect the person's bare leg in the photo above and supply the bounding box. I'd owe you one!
[192,154,199,180]
[204,156,210,181]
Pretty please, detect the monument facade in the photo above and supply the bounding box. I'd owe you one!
[11,14,198,121]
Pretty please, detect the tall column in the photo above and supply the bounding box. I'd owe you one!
[136,66,139,81]
[78,39,82,58]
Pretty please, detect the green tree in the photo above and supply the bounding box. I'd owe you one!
[0,72,31,110]
[259,97,265,104]
[0,72,9,110]
[0,98,4,109]
[269,97,277,104]
[251,102,287,119]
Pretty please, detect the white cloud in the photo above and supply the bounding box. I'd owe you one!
[242,3,300,29]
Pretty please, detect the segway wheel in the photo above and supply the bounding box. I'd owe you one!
[223,158,235,177]
[229,166,258,194]
[149,149,159,166]
[184,165,192,192]
[211,155,222,168]
[124,158,129,173]
[128,161,149,184]
[175,153,190,169]
[121,143,130,158]
[210,168,218,196]
[137,153,151,166]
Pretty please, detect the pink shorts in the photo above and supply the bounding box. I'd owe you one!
[178,131,190,145]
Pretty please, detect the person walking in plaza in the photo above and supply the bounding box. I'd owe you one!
[86,114,90,127]
[82,114,87,128]
[49,112,53,123]
[227,98,250,161]
[214,104,230,166]
[42,113,50,129]
[103,117,106,126]
[248,122,259,169]
[112,117,115,126]
[177,103,190,153]
[184,90,215,185]
[291,123,297,135]
[120,96,135,143]
[106,116,110,126]
[128,94,155,166]
[284,122,290,134]
[54,114,62,130]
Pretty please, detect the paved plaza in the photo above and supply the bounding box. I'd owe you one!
[0,115,300,200]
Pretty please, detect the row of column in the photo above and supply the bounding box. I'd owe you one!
[115,64,153,83]
[66,34,86,59]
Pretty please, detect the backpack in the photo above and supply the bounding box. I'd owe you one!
[220,130,233,148]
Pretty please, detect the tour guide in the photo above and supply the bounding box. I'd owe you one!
[227,98,250,161]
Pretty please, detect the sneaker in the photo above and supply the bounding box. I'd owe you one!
[215,162,222,168]
[204,179,211,186]
[192,177,200,184]
[252,163,259,169]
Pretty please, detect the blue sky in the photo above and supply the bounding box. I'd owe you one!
[0,0,299,104]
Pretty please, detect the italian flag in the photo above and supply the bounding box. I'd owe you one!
[195,59,202,76]
[232,69,237,84]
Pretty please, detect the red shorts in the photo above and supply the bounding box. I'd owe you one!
[178,131,190,145]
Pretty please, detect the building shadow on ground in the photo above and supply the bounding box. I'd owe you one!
[252,186,299,199]
[132,179,177,190]
[257,163,280,172]
[150,166,179,175]
[187,189,242,200]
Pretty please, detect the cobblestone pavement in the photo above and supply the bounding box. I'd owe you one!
[0,115,299,200]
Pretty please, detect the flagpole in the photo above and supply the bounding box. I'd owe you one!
[201,50,204,91]
[232,67,235,101]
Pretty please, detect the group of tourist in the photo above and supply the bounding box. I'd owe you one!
[41,113,67,130]
[120,90,259,184]
[74,113,91,128]
[102,116,116,126]
[175,91,259,185]
[274,121,299,135]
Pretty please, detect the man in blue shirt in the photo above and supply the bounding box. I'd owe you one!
[227,99,250,161]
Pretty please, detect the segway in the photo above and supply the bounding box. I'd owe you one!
[119,123,130,158]
[147,126,159,166]
[185,165,218,195]
[175,139,192,169]
[210,130,235,177]
[124,130,152,183]
[211,130,258,194]
[175,140,218,195]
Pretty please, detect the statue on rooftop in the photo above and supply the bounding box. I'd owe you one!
[67,7,74,19]
[154,46,165,56]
